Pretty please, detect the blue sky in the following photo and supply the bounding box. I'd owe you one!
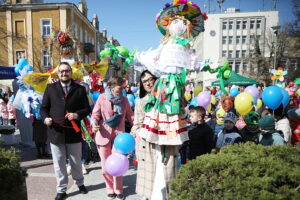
[46,0,295,52]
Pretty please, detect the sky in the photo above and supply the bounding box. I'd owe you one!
[46,0,296,52]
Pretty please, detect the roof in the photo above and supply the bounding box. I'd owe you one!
[211,71,256,86]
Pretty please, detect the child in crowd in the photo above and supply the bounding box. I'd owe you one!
[259,115,285,146]
[215,112,243,148]
[287,107,300,145]
[0,97,8,125]
[187,106,214,160]
[239,112,260,144]
[214,107,226,135]
[274,105,292,144]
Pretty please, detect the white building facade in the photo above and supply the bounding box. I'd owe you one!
[190,9,279,87]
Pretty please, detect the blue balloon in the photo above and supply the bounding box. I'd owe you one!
[262,86,283,110]
[253,96,257,106]
[190,97,197,107]
[280,88,290,108]
[122,90,127,96]
[216,90,222,97]
[133,87,139,93]
[127,94,135,102]
[18,58,28,67]
[229,87,239,97]
[92,91,101,102]
[114,133,136,154]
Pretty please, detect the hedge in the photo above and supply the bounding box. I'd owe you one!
[0,141,27,200]
[170,142,300,200]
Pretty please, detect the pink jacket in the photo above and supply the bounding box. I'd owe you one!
[91,94,134,146]
[7,101,16,120]
[0,100,8,119]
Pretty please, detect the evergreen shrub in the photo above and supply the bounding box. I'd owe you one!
[0,142,27,200]
[170,143,300,200]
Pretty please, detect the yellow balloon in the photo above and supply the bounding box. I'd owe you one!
[234,92,254,116]
[256,98,262,109]
[194,85,202,96]
[206,104,211,112]
[184,92,192,101]
[211,95,216,105]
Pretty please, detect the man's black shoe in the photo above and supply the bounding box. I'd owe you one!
[78,185,88,194]
[55,192,67,200]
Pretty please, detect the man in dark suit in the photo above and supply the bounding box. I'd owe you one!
[41,62,91,200]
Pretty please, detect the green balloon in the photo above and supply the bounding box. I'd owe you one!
[223,70,231,80]
[116,46,129,58]
[100,49,112,60]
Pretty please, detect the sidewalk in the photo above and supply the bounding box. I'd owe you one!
[9,129,141,200]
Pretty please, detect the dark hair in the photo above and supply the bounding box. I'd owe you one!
[189,106,206,118]
[59,62,72,69]
[139,70,157,98]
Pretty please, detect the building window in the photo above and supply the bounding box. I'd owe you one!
[15,20,25,37]
[236,50,240,58]
[242,21,247,29]
[229,21,233,30]
[229,61,234,68]
[256,19,261,29]
[242,50,246,57]
[222,50,227,57]
[250,35,255,44]
[256,35,261,41]
[242,36,246,44]
[16,0,21,3]
[228,36,233,44]
[250,20,255,29]
[249,49,254,56]
[235,61,241,73]
[16,50,25,64]
[80,28,83,42]
[236,21,241,29]
[243,61,248,70]
[228,51,233,58]
[42,50,51,67]
[72,24,78,39]
[236,36,240,44]
[41,19,51,37]
[222,21,227,30]
[222,36,227,44]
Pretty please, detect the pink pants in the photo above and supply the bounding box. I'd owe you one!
[97,141,123,194]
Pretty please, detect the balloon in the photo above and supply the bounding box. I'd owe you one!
[211,95,216,105]
[229,87,239,97]
[184,92,192,101]
[288,81,294,87]
[100,49,112,60]
[256,98,263,109]
[280,88,290,108]
[244,86,259,99]
[216,90,222,97]
[234,92,254,115]
[122,90,127,96]
[116,46,130,58]
[253,97,257,106]
[18,58,28,67]
[133,87,139,93]
[194,85,202,96]
[185,86,192,92]
[197,91,211,108]
[190,97,197,107]
[127,94,135,102]
[206,104,211,112]
[92,91,101,102]
[114,132,136,154]
[105,153,129,176]
[262,86,283,110]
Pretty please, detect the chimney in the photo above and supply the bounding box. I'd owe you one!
[78,0,88,17]
[92,14,99,31]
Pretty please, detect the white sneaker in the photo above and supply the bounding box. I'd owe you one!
[67,165,71,175]
[82,164,88,175]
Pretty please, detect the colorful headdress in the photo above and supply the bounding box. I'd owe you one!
[156,0,207,37]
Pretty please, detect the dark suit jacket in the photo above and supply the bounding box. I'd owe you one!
[40,80,91,144]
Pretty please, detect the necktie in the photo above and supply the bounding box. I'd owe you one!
[63,86,68,96]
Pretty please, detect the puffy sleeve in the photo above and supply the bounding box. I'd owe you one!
[130,98,145,137]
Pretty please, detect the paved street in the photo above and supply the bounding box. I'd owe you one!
[7,130,141,200]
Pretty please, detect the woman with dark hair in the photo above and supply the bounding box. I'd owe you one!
[130,70,157,200]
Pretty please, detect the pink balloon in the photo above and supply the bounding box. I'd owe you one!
[197,91,211,108]
[244,86,259,99]
[105,153,129,177]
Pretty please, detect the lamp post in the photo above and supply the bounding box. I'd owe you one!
[271,25,280,85]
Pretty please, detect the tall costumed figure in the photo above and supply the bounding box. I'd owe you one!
[133,1,207,199]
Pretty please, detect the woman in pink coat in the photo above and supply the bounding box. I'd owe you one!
[91,76,133,200]
[0,98,8,125]
[7,97,16,126]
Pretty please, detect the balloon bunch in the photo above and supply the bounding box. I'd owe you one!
[262,86,289,110]
[201,61,232,95]
[99,42,136,70]
[105,133,136,176]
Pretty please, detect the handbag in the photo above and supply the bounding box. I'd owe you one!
[104,113,121,128]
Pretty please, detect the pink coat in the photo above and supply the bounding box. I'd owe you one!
[91,94,134,146]
[7,101,16,120]
[0,101,8,119]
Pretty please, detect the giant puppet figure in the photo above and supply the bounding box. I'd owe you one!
[135,0,207,145]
